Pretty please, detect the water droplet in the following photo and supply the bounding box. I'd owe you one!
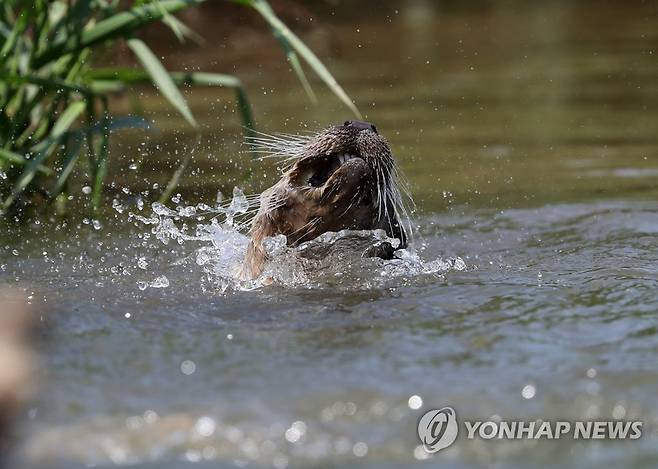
[284,420,306,443]
[180,360,196,375]
[352,442,368,457]
[195,416,216,437]
[414,444,430,460]
[143,410,158,424]
[112,199,124,214]
[408,395,423,409]
[149,275,169,288]
[612,403,626,419]
[521,384,536,399]
[452,257,466,271]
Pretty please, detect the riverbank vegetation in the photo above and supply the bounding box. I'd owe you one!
[0,0,358,216]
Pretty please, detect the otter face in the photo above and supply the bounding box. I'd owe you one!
[242,120,412,280]
[288,120,390,190]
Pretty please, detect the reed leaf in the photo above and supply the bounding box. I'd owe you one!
[1,0,357,215]
[50,136,83,198]
[248,0,361,118]
[127,38,198,128]
[0,73,95,96]
[2,100,86,209]
[33,101,86,151]
[271,32,317,104]
[0,9,27,65]
[91,106,110,209]
[159,151,193,204]
[0,148,53,175]
[34,0,205,67]
[153,0,206,44]
[89,69,255,131]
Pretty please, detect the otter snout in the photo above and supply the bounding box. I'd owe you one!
[343,120,378,134]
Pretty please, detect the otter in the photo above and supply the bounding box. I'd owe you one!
[241,120,412,280]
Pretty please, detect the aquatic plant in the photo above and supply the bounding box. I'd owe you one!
[0,0,359,215]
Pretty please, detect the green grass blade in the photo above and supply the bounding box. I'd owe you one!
[127,38,197,128]
[42,101,87,146]
[266,22,316,103]
[30,100,86,153]
[0,148,53,175]
[249,0,361,118]
[284,49,317,104]
[2,100,86,209]
[159,151,193,204]
[87,67,150,82]
[0,72,94,96]
[153,0,206,45]
[170,71,242,87]
[90,68,242,87]
[50,136,83,198]
[235,87,255,137]
[34,0,205,68]
[49,116,150,201]
[91,108,110,209]
[169,73,255,131]
[85,98,98,173]
[0,10,28,65]
[89,68,255,130]
[48,0,92,44]
[89,79,126,94]
[82,115,151,135]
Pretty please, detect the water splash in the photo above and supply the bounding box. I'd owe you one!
[130,188,466,293]
[136,275,170,290]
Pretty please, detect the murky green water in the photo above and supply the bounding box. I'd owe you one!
[1,1,658,468]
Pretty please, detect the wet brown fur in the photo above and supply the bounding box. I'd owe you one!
[241,122,408,280]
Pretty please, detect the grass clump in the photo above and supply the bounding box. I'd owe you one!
[0,0,359,215]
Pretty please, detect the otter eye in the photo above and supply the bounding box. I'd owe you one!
[343,121,351,126]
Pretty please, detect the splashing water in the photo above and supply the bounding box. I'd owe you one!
[137,275,170,291]
[130,188,466,293]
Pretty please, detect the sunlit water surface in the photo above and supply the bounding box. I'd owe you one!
[1,1,658,468]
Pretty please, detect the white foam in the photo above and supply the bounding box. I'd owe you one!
[132,188,465,293]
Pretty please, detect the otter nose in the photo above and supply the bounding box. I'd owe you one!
[343,119,378,134]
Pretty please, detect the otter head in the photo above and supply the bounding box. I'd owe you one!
[241,120,412,280]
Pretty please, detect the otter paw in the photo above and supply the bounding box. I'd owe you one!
[363,241,397,260]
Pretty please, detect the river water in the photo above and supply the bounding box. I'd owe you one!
[1,1,657,468]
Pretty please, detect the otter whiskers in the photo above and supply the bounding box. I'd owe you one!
[240,120,414,280]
